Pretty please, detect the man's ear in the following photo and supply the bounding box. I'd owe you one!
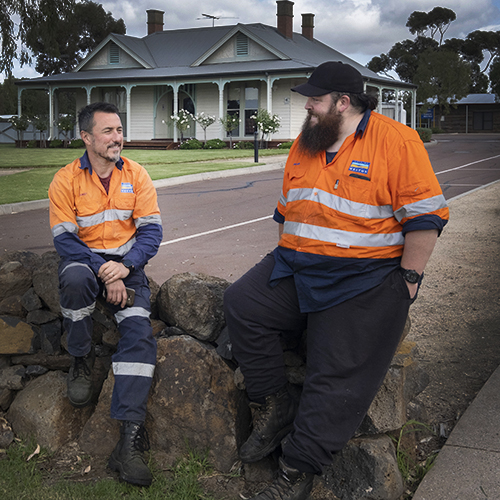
[337,95,351,113]
[81,130,91,147]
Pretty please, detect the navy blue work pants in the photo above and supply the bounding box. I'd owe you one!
[224,253,413,474]
[59,260,157,423]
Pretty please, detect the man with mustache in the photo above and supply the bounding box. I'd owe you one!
[49,102,163,486]
[224,61,449,499]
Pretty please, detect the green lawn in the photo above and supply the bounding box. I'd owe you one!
[0,144,287,205]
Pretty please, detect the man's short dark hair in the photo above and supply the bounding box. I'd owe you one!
[78,102,120,133]
[331,91,379,113]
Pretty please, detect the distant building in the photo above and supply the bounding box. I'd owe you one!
[418,94,500,134]
[16,1,416,145]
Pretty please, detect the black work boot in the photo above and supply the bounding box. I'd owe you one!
[67,346,95,408]
[249,457,314,500]
[108,421,152,486]
[240,385,297,463]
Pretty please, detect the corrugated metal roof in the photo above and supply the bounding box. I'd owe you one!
[20,22,414,89]
[456,94,497,105]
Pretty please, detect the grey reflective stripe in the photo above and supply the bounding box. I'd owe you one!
[76,209,133,228]
[112,361,155,378]
[60,302,96,322]
[279,191,287,207]
[135,214,162,228]
[60,261,95,277]
[287,188,394,220]
[284,221,404,248]
[52,221,78,238]
[90,237,136,257]
[394,194,448,222]
[115,306,150,324]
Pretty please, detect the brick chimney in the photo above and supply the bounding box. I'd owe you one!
[301,13,314,40]
[147,9,164,35]
[276,0,294,39]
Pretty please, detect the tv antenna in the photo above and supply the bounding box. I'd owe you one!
[197,13,238,27]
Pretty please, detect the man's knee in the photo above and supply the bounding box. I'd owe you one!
[59,262,98,297]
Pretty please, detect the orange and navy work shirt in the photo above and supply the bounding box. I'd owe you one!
[49,152,163,274]
[271,110,449,312]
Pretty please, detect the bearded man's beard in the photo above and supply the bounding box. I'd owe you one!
[298,106,343,157]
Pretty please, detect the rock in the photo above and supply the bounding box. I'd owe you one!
[0,388,14,411]
[32,251,60,314]
[0,261,32,302]
[148,336,250,472]
[157,272,230,342]
[324,434,404,500]
[0,365,26,390]
[0,295,26,317]
[10,353,72,371]
[78,371,120,457]
[358,341,429,435]
[21,288,42,312]
[26,309,59,325]
[0,316,37,354]
[0,417,14,449]
[7,370,93,451]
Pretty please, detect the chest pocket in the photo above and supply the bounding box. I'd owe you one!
[113,193,136,211]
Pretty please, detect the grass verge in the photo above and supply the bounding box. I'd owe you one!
[0,437,219,500]
[0,145,286,205]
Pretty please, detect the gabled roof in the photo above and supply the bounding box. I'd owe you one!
[20,22,413,89]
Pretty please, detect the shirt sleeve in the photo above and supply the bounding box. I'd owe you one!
[49,168,106,274]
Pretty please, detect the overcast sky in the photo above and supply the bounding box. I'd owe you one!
[8,0,500,81]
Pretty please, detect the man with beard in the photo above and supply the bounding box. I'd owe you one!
[224,61,449,499]
[49,102,163,487]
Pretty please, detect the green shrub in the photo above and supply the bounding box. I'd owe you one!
[27,140,37,148]
[234,141,254,149]
[277,141,294,149]
[416,128,432,143]
[205,138,226,149]
[68,138,84,148]
[431,127,445,134]
[49,139,63,148]
[179,138,203,149]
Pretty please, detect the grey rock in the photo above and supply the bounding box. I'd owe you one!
[0,365,26,390]
[324,434,404,500]
[32,251,60,314]
[21,288,42,312]
[7,370,93,451]
[157,272,230,342]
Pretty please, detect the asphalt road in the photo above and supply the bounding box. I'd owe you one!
[1,133,499,286]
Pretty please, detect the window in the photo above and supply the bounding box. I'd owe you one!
[109,43,120,65]
[236,34,249,57]
[244,87,258,136]
[473,112,493,131]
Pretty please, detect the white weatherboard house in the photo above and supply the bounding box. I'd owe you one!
[16,1,416,146]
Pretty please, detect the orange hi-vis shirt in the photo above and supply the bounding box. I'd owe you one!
[49,153,162,273]
[276,111,449,261]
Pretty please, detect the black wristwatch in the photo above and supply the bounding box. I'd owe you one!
[122,259,135,272]
[400,267,422,284]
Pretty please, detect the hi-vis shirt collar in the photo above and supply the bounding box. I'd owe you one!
[79,150,124,175]
[355,109,371,139]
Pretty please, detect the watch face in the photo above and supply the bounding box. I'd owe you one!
[403,269,420,284]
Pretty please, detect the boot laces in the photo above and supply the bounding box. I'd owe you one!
[259,468,301,499]
[252,403,273,434]
[128,424,151,454]
[71,356,91,380]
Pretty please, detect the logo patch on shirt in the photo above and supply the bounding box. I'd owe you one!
[348,160,370,175]
[121,182,134,193]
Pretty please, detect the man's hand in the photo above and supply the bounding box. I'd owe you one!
[406,282,419,299]
[104,279,128,308]
[98,261,130,285]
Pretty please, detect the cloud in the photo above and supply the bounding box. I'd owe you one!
[102,0,500,63]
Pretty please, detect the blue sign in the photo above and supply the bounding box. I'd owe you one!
[421,109,434,120]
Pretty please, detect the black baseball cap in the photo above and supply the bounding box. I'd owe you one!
[292,61,364,96]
